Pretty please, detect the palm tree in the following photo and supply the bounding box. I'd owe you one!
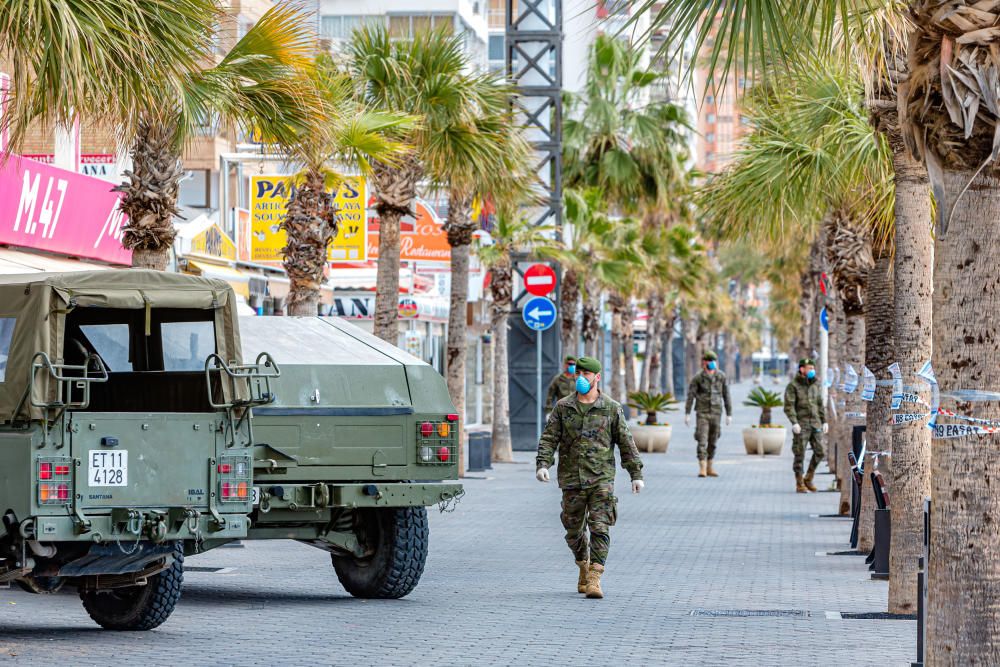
[116,2,320,270]
[636,0,937,620]
[478,212,560,463]
[279,56,412,315]
[0,0,217,153]
[348,25,491,344]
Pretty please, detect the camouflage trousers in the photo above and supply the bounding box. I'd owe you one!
[792,426,825,475]
[695,412,722,461]
[561,483,618,566]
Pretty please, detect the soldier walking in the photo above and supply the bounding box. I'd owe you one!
[783,358,828,493]
[546,355,577,410]
[536,356,644,599]
[684,351,732,478]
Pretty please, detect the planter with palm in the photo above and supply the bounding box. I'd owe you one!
[743,387,784,426]
[742,388,787,456]
[626,391,677,453]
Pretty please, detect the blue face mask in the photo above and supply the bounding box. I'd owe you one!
[576,375,592,394]
[707,361,717,371]
[567,364,576,374]
[806,369,816,380]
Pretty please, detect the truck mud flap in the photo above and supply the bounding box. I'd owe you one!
[57,542,174,577]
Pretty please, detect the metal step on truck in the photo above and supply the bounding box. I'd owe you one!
[0,271,462,630]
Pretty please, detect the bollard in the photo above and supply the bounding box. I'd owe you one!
[912,556,924,667]
[870,508,890,579]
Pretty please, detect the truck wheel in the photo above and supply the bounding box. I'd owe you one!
[332,507,428,599]
[79,542,184,631]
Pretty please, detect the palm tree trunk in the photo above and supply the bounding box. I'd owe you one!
[444,189,475,474]
[663,311,676,395]
[581,276,600,357]
[117,118,183,271]
[857,248,894,554]
[838,310,865,516]
[372,154,422,344]
[283,170,337,316]
[622,303,637,400]
[640,292,663,392]
[880,129,933,615]
[609,293,626,403]
[560,268,580,357]
[489,261,514,463]
[925,168,1000,663]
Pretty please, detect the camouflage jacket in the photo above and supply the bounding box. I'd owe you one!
[546,373,576,409]
[536,392,644,489]
[783,374,825,427]
[684,370,732,416]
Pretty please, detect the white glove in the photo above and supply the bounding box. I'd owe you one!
[684,414,690,427]
[632,480,644,494]
[536,468,550,483]
[726,416,733,426]
[822,423,829,434]
[792,423,802,435]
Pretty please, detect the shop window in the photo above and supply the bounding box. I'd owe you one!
[0,318,15,382]
[489,34,504,61]
[179,170,211,208]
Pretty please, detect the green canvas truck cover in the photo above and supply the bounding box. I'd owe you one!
[0,269,242,423]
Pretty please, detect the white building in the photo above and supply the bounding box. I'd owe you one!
[319,0,488,69]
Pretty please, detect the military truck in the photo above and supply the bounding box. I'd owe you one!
[0,271,461,631]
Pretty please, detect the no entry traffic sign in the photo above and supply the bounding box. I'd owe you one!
[522,296,557,331]
[524,264,556,297]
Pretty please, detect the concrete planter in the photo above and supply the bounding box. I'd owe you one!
[632,423,672,453]
[742,426,786,456]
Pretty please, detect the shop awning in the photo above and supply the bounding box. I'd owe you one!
[185,259,250,298]
[0,247,117,274]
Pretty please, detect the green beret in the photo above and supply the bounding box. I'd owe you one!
[564,355,577,363]
[575,356,601,373]
[799,357,815,367]
[702,351,718,361]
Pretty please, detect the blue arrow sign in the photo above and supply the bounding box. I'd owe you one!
[820,307,829,332]
[522,296,557,332]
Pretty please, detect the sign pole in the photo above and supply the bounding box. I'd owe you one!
[536,329,543,441]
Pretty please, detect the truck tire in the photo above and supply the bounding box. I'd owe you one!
[332,507,428,599]
[79,542,184,631]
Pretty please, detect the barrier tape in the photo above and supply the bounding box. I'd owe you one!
[932,423,1000,439]
[861,367,876,402]
[936,408,1000,428]
[888,363,904,409]
[941,390,1000,403]
[891,412,930,426]
[843,365,859,394]
[917,361,939,430]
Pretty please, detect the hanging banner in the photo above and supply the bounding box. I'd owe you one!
[888,363,903,409]
[0,154,131,264]
[843,365,859,394]
[367,197,450,263]
[189,223,237,261]
[861,366,876,402]
[250,174,368,263]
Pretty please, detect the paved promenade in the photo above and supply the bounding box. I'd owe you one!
[0,381,913,666]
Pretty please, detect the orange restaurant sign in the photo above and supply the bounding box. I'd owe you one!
[367,197,450,263]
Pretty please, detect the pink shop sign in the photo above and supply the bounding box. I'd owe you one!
[0,154,130,264]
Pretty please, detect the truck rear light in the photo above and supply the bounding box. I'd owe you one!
[40,484,52,502]
[55,465,71,476]
[238,482,248,499]
[57,484,69,500]
[218,463,232,473]
[218,455,252,503]
[437,423,450,437]
[420,421,434,437]
[419,446,435,463]
[446,414,459,422]
[437,446,450,462]
[39,462,52,480]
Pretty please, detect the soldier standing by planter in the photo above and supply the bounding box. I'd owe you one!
[783,358,828,493]
[684,350,732,478]
[535,356,644,600]
[546,356,577,410]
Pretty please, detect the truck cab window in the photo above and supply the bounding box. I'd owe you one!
[161,321,216,371]
[79,324,133,371]
[0,317,14,382]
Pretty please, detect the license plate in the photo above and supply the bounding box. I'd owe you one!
[88,450,128,487]
[252,487,260,506]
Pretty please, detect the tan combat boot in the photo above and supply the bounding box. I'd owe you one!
[585,563,604,599]
[706,459,719,477]
[803,470,817,492]
[576,560,589,594]
[698,460,707,478]
[795,474,808,493]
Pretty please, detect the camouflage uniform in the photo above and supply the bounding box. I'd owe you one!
[546,373,576,410]
[684,370,732,461]
[783,374,826,475]
[536,392,644,566]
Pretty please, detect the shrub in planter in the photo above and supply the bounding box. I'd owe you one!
[626,391,677,453]
[742,387,786,455]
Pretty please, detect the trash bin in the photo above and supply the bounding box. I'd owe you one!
[467,430,493,472]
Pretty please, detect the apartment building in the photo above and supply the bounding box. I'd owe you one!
[319,0,488,69]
